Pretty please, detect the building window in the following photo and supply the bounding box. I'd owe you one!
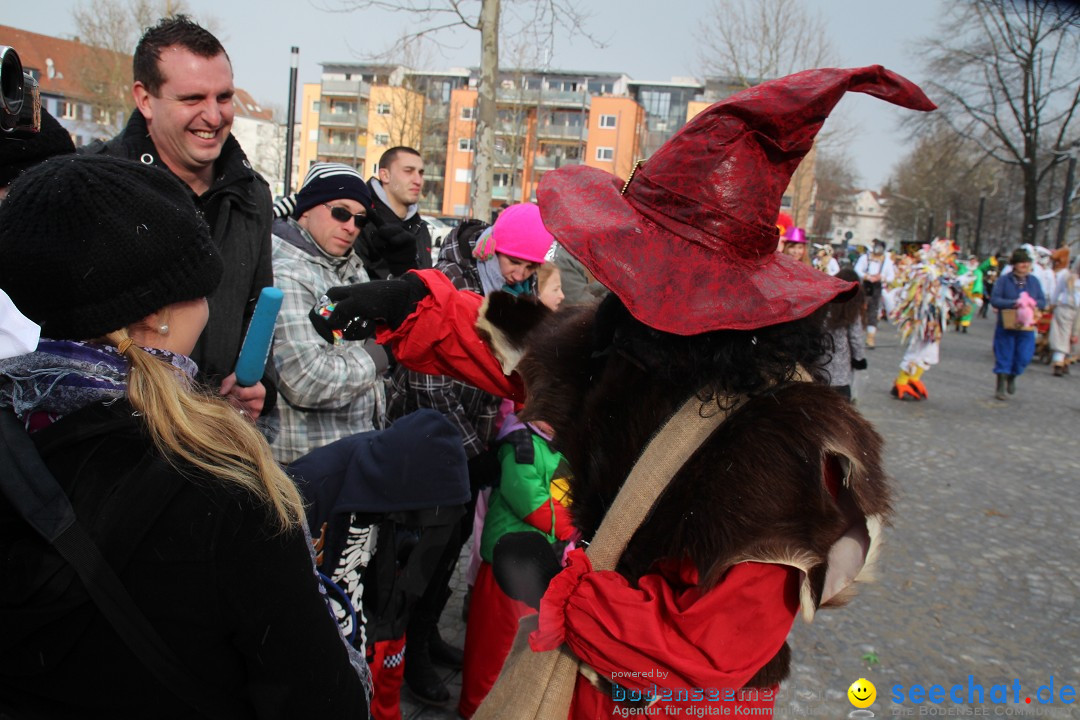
[461,106,475,120]
[59,101,77,119]
[493,172,510,187]
[780,195,793,208]
[595,147,614,161]
[459,138,474,152]
[599,114,616,129]
[312,100,320,113]
[376,102,391,115]
[374,133,390,146]
[455,168,473,183]
[93,107,111,125]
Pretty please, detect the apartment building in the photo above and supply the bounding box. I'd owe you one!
[302,63,824,220]
[299,63,469,210]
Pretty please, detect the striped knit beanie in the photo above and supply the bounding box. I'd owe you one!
[274,162,372,220]
[0,155,222,339]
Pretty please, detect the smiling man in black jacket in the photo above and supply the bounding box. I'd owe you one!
[85,16,276,421]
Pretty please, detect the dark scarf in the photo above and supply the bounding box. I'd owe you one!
[0,339,197,430]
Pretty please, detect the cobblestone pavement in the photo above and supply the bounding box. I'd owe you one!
[401,315,1080,719]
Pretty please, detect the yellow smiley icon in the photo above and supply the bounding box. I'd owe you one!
[848,678,877,708]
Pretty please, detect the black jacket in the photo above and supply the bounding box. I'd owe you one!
[0,401,368,719]
[84,112,278,409]
[357,179,433,280]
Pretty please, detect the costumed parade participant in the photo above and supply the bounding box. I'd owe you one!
[953,254,990,332]
[1049,256,1080,376]
[312,66,934,719]
[854,238,896,348]
[890,239,965,401]
[814,244,841,275]
[781,226,811,266]
[990,248,1046,400]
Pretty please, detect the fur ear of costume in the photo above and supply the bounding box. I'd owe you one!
[475,291,551,374]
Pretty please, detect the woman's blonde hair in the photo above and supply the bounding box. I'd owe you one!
[104,329,304,532]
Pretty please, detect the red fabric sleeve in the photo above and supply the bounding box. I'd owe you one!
[530,549,800,693]
[375,270,525,403]
[521,501,574,540]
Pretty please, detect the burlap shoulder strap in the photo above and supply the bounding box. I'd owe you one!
[474,390,741,720]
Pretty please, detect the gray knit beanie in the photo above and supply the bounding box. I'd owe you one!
[0,155,223,339]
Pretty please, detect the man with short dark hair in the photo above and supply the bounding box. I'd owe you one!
[358,146,433,280]
[85,16,275,420]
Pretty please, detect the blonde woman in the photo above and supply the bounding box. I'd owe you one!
[0,156,369,718]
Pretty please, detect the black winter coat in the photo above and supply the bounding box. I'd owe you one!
[0,402,368,719]
[84,112,278,409]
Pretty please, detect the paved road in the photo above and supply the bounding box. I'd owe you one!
[401,315,1080,719]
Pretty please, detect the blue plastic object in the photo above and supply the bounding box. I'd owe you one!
[234,287,284,387]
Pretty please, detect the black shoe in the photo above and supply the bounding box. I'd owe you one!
[429,630,464,669]
[404,654,452,706]
[995,374,1007,401]
[1006,374,1016,395]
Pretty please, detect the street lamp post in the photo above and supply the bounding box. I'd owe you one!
[283,47,299,193]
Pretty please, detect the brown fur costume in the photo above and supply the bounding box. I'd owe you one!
[480,292,891,687]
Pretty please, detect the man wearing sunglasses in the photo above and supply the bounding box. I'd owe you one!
[269,162,389,464]
[359,146,434,280]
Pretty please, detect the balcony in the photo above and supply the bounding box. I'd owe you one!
[532,156,581,176]
[320,110,367,130]
[492,152,520,169]
[322,79,371,96]
[496,88,591,108]
[536,124,587,141]
[495,122,528,137]
[424,104,449,121]
[318,141,366,159]
[491,185,511,200]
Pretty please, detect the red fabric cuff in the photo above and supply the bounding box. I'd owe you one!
[529,548,593,651]
[376,270,525,402]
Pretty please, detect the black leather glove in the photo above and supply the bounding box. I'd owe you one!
[467,448,502,492]
[851,357,868,370]
[308,273,430,343]
[492,531,563,610]
[368,215,419,277]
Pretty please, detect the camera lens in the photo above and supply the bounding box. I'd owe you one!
[1,46,26,123]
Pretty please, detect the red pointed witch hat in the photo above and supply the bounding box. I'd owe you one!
[537,65,935,335]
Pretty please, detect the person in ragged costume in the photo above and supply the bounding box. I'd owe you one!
[312,66,933,719]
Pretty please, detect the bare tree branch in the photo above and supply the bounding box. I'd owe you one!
[320,0,600,218]
[694,0,837,87]
[916,0,1080,244]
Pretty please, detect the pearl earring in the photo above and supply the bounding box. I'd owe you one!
[158,324,169,335]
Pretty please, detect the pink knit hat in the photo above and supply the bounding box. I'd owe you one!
[490,203,555,263]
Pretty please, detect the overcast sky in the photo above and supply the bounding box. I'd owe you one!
[5,0,944,189]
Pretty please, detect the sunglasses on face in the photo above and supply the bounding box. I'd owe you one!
[324,204,367,226]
